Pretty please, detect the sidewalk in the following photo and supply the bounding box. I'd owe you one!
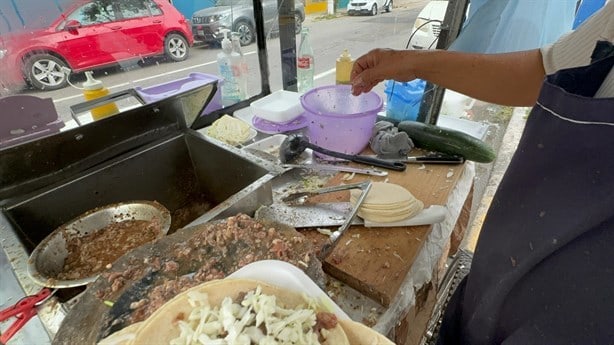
[462,107,528,252]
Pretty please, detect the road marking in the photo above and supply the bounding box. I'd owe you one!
[53,51,258,104]
[315,68,335,80]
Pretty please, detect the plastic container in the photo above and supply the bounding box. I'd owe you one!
[335,49,354,85]
[384,79,426,122]
[250,90,303,123]
[135,72,222,115]
[301,84,382,159]
[217,29,242,106]
[82,71,119,120]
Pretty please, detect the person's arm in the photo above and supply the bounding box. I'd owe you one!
[350,48,546,107]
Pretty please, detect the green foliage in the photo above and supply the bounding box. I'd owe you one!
[313,13,344,21]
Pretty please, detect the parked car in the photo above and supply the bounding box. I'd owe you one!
[409,0,448,49]
[347,0,392,16]
[0,0,193,91]
[191,0,305,46]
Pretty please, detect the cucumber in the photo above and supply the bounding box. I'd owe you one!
[398,121,496,163]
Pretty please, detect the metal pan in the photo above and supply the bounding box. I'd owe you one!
[27,201,171,289]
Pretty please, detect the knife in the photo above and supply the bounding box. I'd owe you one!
[281,163,388,177]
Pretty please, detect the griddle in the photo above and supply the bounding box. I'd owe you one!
[52,216,324,344]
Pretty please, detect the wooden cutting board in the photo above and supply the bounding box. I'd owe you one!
[302,158,466,306]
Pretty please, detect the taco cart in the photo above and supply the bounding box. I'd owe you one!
[0,81,476,345]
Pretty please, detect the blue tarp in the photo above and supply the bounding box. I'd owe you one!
[172,0,215,19]
[450,0,577,53]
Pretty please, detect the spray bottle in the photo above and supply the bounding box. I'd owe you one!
[230,31,248,101]
[335,49,354,85]
[217,29,241,106]
[82,71,119,120]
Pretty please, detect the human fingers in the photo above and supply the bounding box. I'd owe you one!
[350,49,397,95]
[351,52,380,95]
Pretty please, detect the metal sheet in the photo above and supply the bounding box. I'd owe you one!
[255,202,358,228]
[255,203,448,228]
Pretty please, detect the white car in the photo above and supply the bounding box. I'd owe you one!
[409,0,448,49]
[347,0,392,16]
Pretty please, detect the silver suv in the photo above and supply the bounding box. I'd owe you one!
[192,0,305,46]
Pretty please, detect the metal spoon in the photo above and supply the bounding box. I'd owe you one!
[279,134,406,171]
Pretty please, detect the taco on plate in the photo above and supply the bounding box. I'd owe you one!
[338,319,396,345]
[127,278,349,345]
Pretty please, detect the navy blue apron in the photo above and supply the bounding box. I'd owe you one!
[437,43,614,344]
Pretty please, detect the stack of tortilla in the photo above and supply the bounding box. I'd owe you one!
[350,182,423,223]
[98,278,394,345]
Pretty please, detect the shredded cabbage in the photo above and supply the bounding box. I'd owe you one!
[206,115,251,145]
[170,285,324,345]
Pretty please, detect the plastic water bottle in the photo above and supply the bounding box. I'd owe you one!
[297,27,314,93]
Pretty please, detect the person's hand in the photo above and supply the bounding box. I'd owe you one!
[350,49,417,95]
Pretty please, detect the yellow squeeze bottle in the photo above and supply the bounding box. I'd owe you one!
[82,71,119,120]
[335,49,354,85]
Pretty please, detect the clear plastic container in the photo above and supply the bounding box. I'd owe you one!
[250,90,304,123]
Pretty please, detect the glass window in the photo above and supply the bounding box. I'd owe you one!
[119,0,163,19]
[148,0,164,16]
[0,0,478,148]
[66,2,117,25]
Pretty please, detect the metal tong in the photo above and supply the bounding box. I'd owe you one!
[282,181,367,205]
[282,180,372,259]
[0,288,56,344]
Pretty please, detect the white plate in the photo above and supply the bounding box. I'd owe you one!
[199,126,257,146]
[227,260,350,320]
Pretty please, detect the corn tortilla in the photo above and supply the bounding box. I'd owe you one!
[128,278,349,345]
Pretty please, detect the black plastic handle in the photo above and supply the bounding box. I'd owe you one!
[410,155,465,164]
[307,143,406,171]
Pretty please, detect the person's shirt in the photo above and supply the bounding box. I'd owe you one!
[541,0,614,97]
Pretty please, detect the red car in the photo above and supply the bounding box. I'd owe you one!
[0,0,193,91]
